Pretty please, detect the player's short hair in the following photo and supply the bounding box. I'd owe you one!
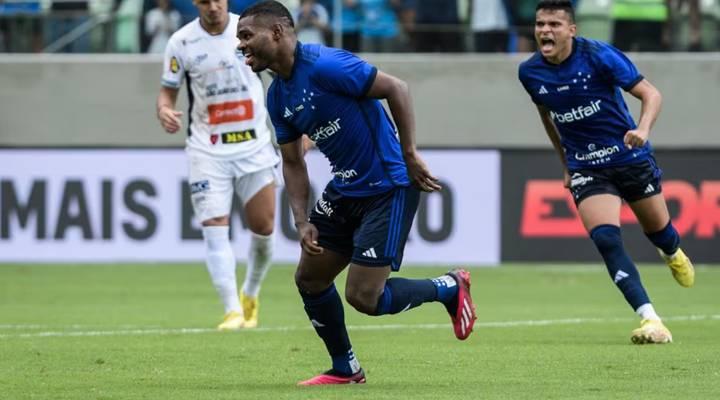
[240,0,294,28]
[536,0,575,23]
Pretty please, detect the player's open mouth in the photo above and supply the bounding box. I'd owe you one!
[244,52,254,65]
[540,38,555,53]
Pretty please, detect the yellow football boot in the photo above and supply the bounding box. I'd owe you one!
[631,319,673,344]
[660,248,695,288]
[217,310,244,331]
[241,292,259,329]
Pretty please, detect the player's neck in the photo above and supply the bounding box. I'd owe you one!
[199,14,229,36]
[272,39,299,80]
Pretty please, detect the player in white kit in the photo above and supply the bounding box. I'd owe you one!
[156,0,280,330]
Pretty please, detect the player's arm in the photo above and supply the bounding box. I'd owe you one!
[366,71,441,192]
[536,105,570,187]
[624,79,662,149]
[156,86,183,134]
[302,135,315,155]
[280,139,322,255]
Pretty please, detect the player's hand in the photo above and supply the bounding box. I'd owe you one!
[623,128,649,149]
[563,169,571,189]
[404,151,441,192]
[296,221,323,255]
[158,106,183,134]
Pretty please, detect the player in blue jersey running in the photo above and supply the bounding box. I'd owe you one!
[236,0,477,385]
[518,0,695,345]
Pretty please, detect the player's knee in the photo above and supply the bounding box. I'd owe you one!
[245,211,274,235]
[249,220,274,236]
[294,267,327,294]
[590,224,623,253]
[345,285,382,315]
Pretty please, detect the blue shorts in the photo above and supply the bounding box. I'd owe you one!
[309,184,420,271]
[569,157,663,205]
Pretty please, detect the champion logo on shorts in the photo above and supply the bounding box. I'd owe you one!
[362,248,377,259]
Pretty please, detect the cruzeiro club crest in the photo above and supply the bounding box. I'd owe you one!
[170,57,179,73]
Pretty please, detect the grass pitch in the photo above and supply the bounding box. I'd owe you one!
[1,263,719,399]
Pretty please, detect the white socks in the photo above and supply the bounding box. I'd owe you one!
[242,232,274,298]
[636,303,661,321]
[202,226,240,314]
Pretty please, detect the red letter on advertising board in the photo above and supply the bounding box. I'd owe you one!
[520,180,585,237]
[662,181,697,236]
[696,181,720,238]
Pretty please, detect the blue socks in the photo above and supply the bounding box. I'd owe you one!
[302,276,460,374]
[645,221,680,256]
[590,224,650,310]
[299,284,358,376]
[374,276,458,316]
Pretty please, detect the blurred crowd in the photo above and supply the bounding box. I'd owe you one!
[1,0,718,53]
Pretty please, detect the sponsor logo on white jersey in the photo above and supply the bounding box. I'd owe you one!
[551,100,602,124]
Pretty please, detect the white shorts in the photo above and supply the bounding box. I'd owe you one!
[188,143,280,222]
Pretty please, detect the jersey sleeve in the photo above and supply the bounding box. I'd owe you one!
[312,48,378,97]
[161,36,185,89]
[267,83,301,145]
[595,43,644,91]
[518,63,541,105]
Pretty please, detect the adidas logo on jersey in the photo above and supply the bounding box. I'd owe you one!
[362,248,377,259]
[283,107,293,118]
[538,85,549,95]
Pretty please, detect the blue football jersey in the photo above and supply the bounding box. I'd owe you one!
[518,37,652,169]
[267,43,410,196]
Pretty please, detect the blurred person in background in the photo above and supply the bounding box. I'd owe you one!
[236,0,477,385]
[612,0,670,51]
[506,0,537,52]
[144,0,181,53]
[293,0,329,44]
[46,0,92,52]
[412,0,462,52]
[470,0,510,52]
[519,0,695,345]
[156,0,280,330]
[339,0,362,52]
[358,0,400,52]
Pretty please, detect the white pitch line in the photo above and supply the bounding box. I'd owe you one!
[1,314,719,340]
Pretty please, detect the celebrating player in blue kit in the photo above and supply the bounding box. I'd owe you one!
[236,0,477,385]
[519,0,694,344]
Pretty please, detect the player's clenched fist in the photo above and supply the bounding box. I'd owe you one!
[158,107,183,134]
[623,128,649,149]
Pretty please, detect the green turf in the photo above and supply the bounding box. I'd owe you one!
[1,263,719,399]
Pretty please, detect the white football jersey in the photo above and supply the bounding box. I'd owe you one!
[162,13,273,160]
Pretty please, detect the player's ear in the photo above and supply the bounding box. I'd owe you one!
[569,23,577,37]
[272,23,285,40]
